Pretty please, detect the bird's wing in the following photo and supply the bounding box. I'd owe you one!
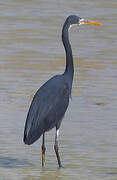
[24,75,70,144]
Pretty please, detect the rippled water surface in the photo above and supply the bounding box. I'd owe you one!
[0,0,117,179]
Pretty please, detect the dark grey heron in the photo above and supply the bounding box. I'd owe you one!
[23,15,102,168]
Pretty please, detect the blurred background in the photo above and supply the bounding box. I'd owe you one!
[0,0,117,179]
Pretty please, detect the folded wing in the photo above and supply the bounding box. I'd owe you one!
[23,75,70,145]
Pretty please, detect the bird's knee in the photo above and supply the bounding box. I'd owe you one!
[54,144,59,152]
[42,145,46,153]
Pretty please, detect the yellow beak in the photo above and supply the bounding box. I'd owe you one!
[79,19,103,26]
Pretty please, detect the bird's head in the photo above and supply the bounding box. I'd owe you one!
[66,15,103,28]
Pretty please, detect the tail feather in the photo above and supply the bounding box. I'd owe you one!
[23,126,43,145]
[23,131,42,145]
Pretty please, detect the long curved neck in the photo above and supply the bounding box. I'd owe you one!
[62,22,74,80]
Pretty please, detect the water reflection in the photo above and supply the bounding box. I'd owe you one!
[0,156,33,168]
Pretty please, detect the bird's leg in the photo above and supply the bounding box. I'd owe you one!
[42,133,46,168]
[54,127,63,168]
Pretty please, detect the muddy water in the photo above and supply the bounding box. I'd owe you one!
[0,0,117,179]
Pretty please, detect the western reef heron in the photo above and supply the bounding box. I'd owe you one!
[23,15,102,168]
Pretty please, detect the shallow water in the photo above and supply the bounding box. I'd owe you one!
[0,0,117,179]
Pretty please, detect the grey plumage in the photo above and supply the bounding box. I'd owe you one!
[24,74,71,145]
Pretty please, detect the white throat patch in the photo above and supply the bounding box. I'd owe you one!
[69,24,78,31]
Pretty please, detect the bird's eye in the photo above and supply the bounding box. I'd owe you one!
[78,18,82,24]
